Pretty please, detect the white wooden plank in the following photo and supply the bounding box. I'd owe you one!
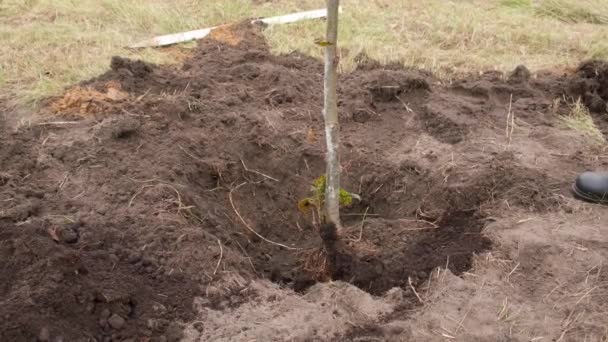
[129,7,341,49]
[253,8,330,25]
[129,28,215,48]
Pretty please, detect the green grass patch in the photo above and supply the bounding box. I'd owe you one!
[535,0,608,24]
[500,0,533,8]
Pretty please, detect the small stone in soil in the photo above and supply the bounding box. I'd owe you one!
[110,117,141,139]
[59,227,79,244]
[100,308,111,319]
[38,327,50,341]
[98,317,108,329]
[127,252,142,264]
[108,314,126,330]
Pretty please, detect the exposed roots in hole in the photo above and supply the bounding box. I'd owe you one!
[298,247,331,283]
[127,182,199,223]
[228,183,301,250]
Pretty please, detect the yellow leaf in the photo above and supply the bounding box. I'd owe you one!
[314,38,333,47]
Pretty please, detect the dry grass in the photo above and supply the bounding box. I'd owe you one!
[1,0,608,111]
[560,98,606,143]
[502,0,608,23]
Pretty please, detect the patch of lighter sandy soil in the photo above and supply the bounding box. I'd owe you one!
[393,203,608,342]
[178,202,608,342]
[181,277,407,341]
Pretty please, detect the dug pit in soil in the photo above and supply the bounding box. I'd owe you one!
[311,212,491,295]
[1,22,590,341]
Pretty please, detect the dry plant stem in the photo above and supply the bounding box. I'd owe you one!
[506,262,520,282]
[342,213,380,217]
[234,240,258,274]
[396,95,413,113]
[129,185,155,207]
[323,0,341,228]
[213,239,223,275]
[240,159,279,182]
[177,144,205,163]
[505,94,514,148]
[129,183,189,212]
[228,186,300,250]
[354,206,369,242]
[398,218,439,228]
[37,121,81,125]
[510,98,515,142]
[408,276,424,304]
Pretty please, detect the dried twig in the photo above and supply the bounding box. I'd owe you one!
[396,95,413,113]
[213,239,223,275]
[556,310,583,342]
[121,108,150,118]
[134,88,151,103]
[497,297,511,321]
[353,206,369,242]
[506,262,520,282]
[128,183,191,214]
[129,185,152,207]
[240,159,279,182]
[400,226,439,231]
[228,185,299,250]
[342,213,380,217]
[398,218,439,229]
[409,276,424,304]
[177,144,205,163]
[235,240,258,274]
[41,136,51,146]
[572,286,598,307]
[57,172,69,190]
[505,94,515,148]
[71,190,86,200]
[37,121,80,125]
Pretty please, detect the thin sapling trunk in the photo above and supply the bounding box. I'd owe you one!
[323,0,341,228]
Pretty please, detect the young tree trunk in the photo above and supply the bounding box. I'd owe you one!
[323,0,341,227]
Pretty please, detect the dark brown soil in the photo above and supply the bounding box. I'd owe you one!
[2,23,607,341]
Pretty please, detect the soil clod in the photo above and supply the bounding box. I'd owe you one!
[508,65,531,84]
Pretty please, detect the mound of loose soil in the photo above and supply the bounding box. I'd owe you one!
[2,23,608,341]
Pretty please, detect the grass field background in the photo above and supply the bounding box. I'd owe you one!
[1,0,607,110]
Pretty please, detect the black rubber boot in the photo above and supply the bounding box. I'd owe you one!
[573,172,608,204]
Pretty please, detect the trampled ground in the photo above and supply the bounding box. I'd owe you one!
[1,23,608,342]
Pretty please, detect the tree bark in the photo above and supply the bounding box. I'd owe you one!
[323,0,341,227]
